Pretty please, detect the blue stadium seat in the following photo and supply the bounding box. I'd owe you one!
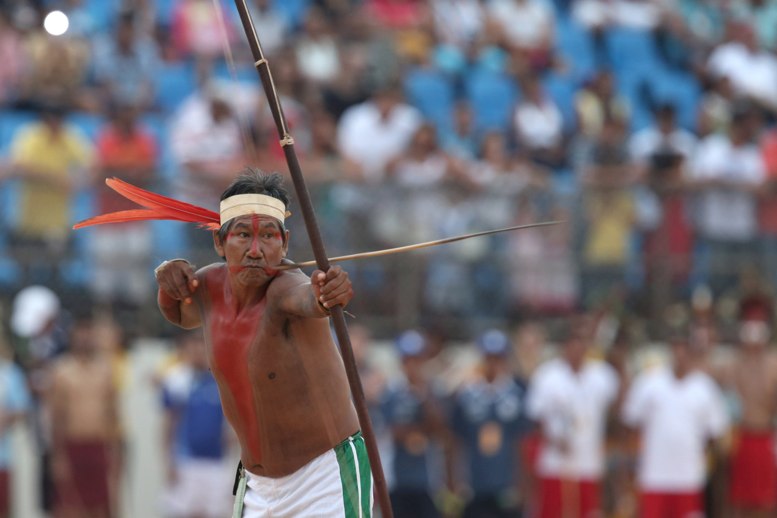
[0,110,37,153]
[542,71,578,132]
[605,27,660,73]
[155,61,198,113]
[647,70,701,132]
[156,0,178,27]
[464,68,519,133]
[403,67,455,132]
[614,68,652,132]
[271,0,310,28]
[555,15,596,82]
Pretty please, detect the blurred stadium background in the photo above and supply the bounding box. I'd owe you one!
[1,0,776,516]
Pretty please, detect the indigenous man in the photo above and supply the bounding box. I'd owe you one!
[727,318,777,518]
[153,169,370,517]
[48,316,122,518]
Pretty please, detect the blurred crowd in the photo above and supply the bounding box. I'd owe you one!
[0,0,775,338]
[0,0,777,516]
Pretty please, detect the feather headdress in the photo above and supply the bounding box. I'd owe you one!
[73,178,221,230]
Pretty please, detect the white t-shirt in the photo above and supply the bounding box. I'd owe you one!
[514,99,563,149]
[707,42,777,108]
[689,134,765,240]
[622,367,729,492]
[628,127,697,165]
[527,358,619,479]
[487,0,554,49]
[337,101,423,182]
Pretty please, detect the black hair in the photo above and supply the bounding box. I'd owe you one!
[217,168,290,245]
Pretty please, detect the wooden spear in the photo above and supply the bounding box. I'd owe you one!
[231,1,394,516]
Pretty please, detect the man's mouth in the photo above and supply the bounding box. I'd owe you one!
[234,264,279,276]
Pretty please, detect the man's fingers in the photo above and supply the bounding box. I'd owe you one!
[320,284,353,307]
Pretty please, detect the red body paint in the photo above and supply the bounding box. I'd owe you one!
[206,272,266,462]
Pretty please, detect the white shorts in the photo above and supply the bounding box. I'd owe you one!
[238,432,373,518]
[163,458,233,518]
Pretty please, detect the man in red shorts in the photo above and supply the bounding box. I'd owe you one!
[526,318,619,518]
[728,318,777,518]
[623,332,729,518]
[154,169,371,517]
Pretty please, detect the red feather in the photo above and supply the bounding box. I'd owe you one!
[72,178,220,230]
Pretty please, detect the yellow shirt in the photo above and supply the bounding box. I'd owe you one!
[584,190,635,265]
[11,123,93,239]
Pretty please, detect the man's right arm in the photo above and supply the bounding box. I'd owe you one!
[155,259,202,329]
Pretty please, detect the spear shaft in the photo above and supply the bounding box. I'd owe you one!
[231,2,393,516]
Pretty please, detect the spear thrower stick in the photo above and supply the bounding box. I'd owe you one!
[231,2,393,516]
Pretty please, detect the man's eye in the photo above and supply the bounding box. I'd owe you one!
[263,233,276,239]
[239,232,250,238]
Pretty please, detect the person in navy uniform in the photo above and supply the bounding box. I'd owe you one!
[381,330,448,518]
[451,329,530,518]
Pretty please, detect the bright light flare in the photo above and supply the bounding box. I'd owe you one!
[43,10,69,36]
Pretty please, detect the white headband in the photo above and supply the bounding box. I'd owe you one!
[219,194,289,225]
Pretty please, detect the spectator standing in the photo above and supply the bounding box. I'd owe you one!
[7,106,93,287]
[337,83,423,182]
[381,330,447,518]
[513,75,565,169]
[171,0,236,61]
[90,102,157,308]
[161,331,232,518]
[688,103,765,292]
[92,11,161,111]
[486,0,555,72]
[579,116,636,306]
[170,80,254,262]
[451,330,530,518]
[622,332,729,518]
[527,318,619,518]
[707,22,777,115]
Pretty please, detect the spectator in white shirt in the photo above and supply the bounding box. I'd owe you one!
[514,74,565,169]
[688,102,766,292]
[337,84,423,182]
[629,103,697,171]
[527,317,619,518]
[707,21,777,115]
[622,332,729,518]
[486,0,555,71]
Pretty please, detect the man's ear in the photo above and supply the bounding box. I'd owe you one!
[282,229,290,257]
[213,230,225,258]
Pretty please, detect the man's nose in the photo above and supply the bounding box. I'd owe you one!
[248,236,263,258]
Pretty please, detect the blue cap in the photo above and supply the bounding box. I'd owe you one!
[477,329,510,356]
[396,330,426,358]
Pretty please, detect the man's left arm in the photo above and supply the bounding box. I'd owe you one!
[273,266,353,318]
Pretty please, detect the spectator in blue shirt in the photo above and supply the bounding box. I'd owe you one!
[451,329,530,518]
[161,330,232,518]
[382,330,448,518]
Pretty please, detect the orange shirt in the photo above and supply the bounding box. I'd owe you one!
[96,125,157,213]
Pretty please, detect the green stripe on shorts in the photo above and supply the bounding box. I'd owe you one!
[335,431,372,518]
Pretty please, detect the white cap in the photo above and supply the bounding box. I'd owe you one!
[11,285,60,338]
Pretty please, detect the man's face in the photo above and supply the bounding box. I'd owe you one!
[215,214,288,284]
